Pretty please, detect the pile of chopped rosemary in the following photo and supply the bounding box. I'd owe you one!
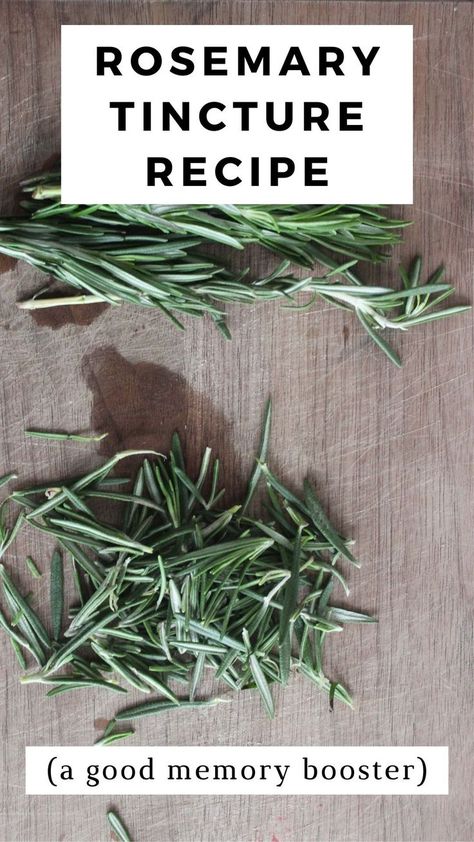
[0,404,373,732]
[0,171,468,366]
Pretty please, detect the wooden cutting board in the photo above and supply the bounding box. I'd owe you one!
[0,2,472,841]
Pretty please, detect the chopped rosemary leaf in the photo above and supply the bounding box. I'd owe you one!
[95,728,134,746]
[0,404,374,727]
[115,698,225,722]
[25,556,42,579]
[50,549,64,641]
[0,473,17,489]
[0,171,467,365]
[26,430,108,443]
[107,810,132,842]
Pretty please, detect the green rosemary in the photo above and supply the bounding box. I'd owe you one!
[0,171,467,365]
[1,402,372,722]
[26,430,108,443]
[107,810,132,842]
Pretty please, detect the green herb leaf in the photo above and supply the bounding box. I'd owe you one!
[107,810,132,842]
[241,398,272,515]
[115,698,224,721]
[95,729,134,746]
[26,430,108,443]
[248,650,275,719]
[50,549,64,641]
[303,480,358,566]
[0,472,17,489]
[25,556,42,579]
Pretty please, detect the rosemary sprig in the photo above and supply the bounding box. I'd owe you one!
[24,172,408,267]
[0,171,466,365]
[0,403,373,723]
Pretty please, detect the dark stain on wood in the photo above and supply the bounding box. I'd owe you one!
[82,347,238,491]
[38,152,60,173]
[83,347,191,455]
[0,254,17,275]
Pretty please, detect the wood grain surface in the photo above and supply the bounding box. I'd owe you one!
[0,2,473,841]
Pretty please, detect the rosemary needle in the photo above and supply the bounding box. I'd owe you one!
[0,473,17,489]
[0,403,375,725]
[107,810,132,842]
[95,728,134,746]
[114,698,226,722]
[50,549,64,641]
[25,556,42,579]
[26,430,108,443]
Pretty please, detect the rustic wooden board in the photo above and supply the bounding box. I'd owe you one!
[0,2,472,841]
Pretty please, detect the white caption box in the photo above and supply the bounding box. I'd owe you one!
[26,746,448,795]
[62,25,413,204]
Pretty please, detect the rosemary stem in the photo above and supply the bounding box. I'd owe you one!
[32,185,61,200]
[17,293,119,310]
